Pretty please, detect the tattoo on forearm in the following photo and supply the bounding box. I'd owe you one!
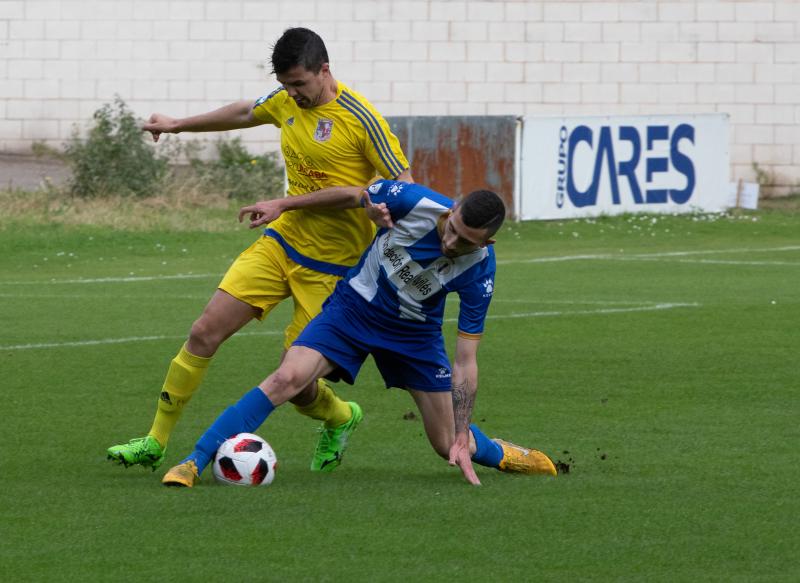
[451,379,475,434]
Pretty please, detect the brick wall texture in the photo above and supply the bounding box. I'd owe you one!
[2,0,799,192]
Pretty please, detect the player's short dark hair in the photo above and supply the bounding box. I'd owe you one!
[271,28,329,75]
[460,190,506,236]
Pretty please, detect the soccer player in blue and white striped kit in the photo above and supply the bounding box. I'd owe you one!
[163,180,558,486]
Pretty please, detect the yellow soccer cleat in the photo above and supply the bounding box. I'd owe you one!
[495,439,558,476]
[161,460,200,488]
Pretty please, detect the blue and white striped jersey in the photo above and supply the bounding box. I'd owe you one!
[333,180,496,336]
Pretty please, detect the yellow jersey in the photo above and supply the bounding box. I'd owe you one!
[252,81,409,275]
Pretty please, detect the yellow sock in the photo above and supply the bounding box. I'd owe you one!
[294,379,352,428]
[147,344,211,447]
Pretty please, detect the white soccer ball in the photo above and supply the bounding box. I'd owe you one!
[212,433,277,487]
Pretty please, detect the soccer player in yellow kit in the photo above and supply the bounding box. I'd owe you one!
[107,27,412,472]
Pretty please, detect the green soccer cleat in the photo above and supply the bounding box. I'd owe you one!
[106,436,165,471]
[311,402,363,472]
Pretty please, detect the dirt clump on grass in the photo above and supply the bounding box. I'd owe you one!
[554,449,575,474]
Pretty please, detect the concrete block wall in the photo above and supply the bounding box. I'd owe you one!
[1,0,799,193]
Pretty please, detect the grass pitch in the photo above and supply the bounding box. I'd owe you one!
[1,203,798,581]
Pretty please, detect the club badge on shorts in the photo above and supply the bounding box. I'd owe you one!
[313,118,334,142]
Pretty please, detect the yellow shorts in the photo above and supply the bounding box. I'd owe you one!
[219,235,340,349]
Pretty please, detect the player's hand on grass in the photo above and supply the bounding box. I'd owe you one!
[449,432,481,486]
[142,113,178,142]
[238,200,286,228]
[363,191,393,229]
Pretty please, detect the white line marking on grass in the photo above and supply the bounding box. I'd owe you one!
[627,245,800,258]
[498,253,615,264]
[444,302,700,323]
[497,245,800,265]
[0,293,212,300]
[618,258,800,266]
[4,303,700,351]
[0,273,218,285]
[0,329,282,351]
[491,299,664,305]
[4,247,797,285]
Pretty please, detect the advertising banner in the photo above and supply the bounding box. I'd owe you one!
[518,114,730,220]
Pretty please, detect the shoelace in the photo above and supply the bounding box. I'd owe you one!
[130,438,158,461]
[313,427,334,455]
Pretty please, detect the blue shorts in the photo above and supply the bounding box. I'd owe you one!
[293,293,452,392]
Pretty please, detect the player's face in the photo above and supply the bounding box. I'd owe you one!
[276,64,330,109]
[440,207,490,258]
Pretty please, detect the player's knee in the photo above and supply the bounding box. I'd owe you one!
[267,367,306,402]
[429,438,451,460]
[188,316,222,354]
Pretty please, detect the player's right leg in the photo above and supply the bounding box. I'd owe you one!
[108,236,289,470]
[163,346,335,487]
[107,290,259,469]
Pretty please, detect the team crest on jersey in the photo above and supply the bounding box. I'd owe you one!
[286,117,294,126]
[313,118,334,142]
[482,278,494,297]
[388,183,405,196]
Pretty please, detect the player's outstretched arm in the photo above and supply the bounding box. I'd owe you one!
[238,186,366,229]
[142,100,263,142]
[449,335,482,485]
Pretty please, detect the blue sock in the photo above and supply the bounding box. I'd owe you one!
[182,388,275,474]
[470,423,504,468]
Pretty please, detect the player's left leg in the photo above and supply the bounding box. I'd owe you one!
[408,389,499,467]
[408,389,557,477]
[407,388,463,459]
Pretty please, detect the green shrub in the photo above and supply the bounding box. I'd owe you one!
[64,97,170,198]
[61,97,284,202]
[192,137,284,200]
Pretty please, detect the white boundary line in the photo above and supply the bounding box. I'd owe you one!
[2,246,798,286]
[0,293,212,300]
[497,245,800,265]
[445,302,699,323]
[617,258,800,266]
[492,298,665,305]
[0,273,218,286]
[1,329,281,352]
[2,302,700,352]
